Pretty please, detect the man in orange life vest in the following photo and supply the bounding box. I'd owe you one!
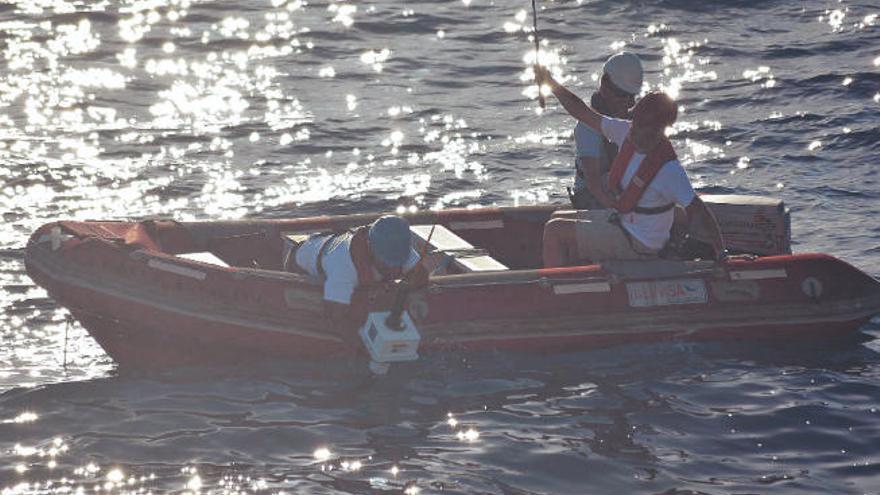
[534,65,726,267]
[286,215,429,328]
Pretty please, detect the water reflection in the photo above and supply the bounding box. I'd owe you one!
[329,4,356,28]
[659,36,717,99]
[1,0,504,244]
[821,8,846,31]
[360,48,391,72]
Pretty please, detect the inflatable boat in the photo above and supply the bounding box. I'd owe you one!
[24,196,880,368]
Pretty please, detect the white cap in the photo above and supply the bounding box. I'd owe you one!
[602,52,643,95]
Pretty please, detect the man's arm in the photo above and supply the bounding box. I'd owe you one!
[324,262,427,332]
[535,65,602,131]
[684,196,726,260]
[403,262,429,288]
[581,157,616,208]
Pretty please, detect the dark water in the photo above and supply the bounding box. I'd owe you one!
[2,0,880,493]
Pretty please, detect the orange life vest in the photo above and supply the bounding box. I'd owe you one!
[607,136,678,214]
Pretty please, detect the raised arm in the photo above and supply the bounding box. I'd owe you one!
[534,65,603,131]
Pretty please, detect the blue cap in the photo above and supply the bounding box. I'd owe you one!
[368,215,412,267]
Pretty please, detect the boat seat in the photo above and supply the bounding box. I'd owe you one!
[283,233,312,245]
[410,224,508,273]
[176,251,230,268]
[550,209,581,218]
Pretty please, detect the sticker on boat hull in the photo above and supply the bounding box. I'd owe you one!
[710,280,760,302]
[801,276,823,299]
[626,279,708,307]
[553,282,612,295]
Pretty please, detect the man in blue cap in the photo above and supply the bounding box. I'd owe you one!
[287,215,428,327]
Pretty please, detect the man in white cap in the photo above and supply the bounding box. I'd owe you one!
[569,52,643,210]
[284,215,428,328]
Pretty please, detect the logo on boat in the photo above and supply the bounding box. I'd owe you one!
[626,279,708,307]
[710,280,760,302]
[801,276,823,300]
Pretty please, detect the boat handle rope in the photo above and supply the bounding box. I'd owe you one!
[430,275,612,291]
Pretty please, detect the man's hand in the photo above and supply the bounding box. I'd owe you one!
[402,262,429,288]
[580,162,615,209]
[532,68,602,131]
[534,64,552,89]
[685,196,726,262]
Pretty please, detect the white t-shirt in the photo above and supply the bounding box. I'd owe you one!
[295,232,420,305]
[600,116,697,251]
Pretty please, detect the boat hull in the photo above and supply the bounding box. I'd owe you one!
[24,206,880,367]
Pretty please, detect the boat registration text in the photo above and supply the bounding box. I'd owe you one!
[626,279,708,307]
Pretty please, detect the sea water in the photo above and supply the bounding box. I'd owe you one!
[1,1,879,493]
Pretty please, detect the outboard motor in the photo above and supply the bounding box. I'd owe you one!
[701,194,791,256]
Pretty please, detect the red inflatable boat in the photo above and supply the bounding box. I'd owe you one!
[24,196,880,368]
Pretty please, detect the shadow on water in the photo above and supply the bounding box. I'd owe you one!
[2,326,878,492]
[0,324,880,468]
[8,323,874,404]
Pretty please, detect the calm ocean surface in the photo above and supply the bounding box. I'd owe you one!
[2,0,880,493]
